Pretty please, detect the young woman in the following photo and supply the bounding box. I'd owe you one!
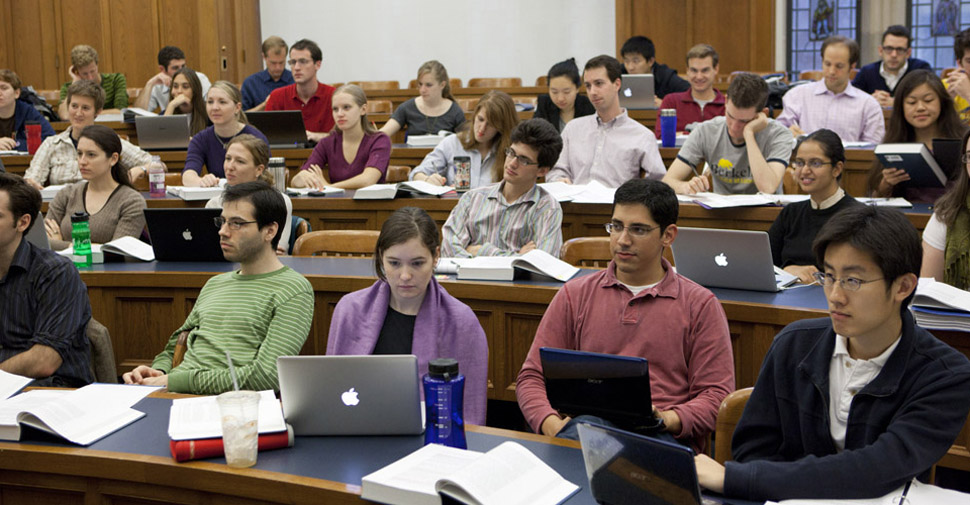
[290,84,390,189]
[164,67,208,135]
[45,124,146,251]
[380,60,465,138]
[867,69,967,202]
[769,129,861,284]
[205,134,292,255]
[533,58,595,133]
[408,90,518,188]
[182,81,269,187]
[921,128,970,289]
[327,207,488,425]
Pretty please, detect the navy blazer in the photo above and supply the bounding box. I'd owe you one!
[851,58,932,95]
[532,93,595,133]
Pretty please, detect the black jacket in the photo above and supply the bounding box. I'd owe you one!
[532,94,595,133]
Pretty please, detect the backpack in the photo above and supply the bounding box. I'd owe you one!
[763,74,790,116]
[19,86,58,122]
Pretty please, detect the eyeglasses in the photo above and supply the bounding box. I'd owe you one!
[504,147,538,166]
[881,46,909,54]
[214,217,258,230]
[811,272,884,291]
[287,58,313,66]
[604,222,660,237]
[791,159,833,170]
[961,153,970,165]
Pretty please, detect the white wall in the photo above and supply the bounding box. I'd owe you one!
[258,0,616,86]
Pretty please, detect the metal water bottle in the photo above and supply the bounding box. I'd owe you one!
[423,358,466,449]
[660,108,677,147]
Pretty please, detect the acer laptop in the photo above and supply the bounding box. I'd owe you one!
[277,355,424,436]
[135,115,192,150]
[246,111,310,149]
[618,74,657,110]
[143,208,227,262]
[672,228,798,292]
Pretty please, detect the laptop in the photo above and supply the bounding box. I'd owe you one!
[672,228,798,292]
[932,138,961,181]
[135,115,192,150]
[246,111,310,149]
[577,422,724,505]
[618,74,657,110]
[25,212,50,249]
[143,208,227,262]
[277,355,424,436]
[540,347,661,431]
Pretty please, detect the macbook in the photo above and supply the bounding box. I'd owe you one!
[246,111,310,149]
[135,115,192,150]
[277,355,424,436]
[143,208,227,262]
[618,74,657,110]
[672,228,798,292]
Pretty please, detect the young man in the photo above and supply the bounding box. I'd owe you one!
[620,35,690,105]
[264,39,334,142]
[944,28,970,124]
[131,45,212,113]
[777,36,884,143]
[242,36,294,111]
[441,118,564,257]
[516,179,735,452]
[57,44,128,119]
[0,173,92,387]
[662,72,792,195]
[653,44,725,137]
[0,69,55,152]
[695,206,970,501]
[851,25,931,107]
[546,55,665,187]
[123,182,314,394]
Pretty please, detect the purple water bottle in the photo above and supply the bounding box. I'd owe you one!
[660,108,677,147]
[423,358,466,449]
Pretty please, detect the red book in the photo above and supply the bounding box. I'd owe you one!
[170,425,294,462]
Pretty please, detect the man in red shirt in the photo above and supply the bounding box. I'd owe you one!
[654,44,726,137]
[264,39,334,142]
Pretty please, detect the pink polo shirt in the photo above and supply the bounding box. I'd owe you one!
[516,258,735,451]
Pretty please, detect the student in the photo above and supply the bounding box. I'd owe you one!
[944,28,970,124]
[777,36,884,144]
[620,35,689,105]
[695,206,970,501]
[769,129,861,283]
[662,72,792,195]
[867,70,966,202]
[654,44,725,136]
[409,91,517,188]
[441,119,563,258]
[123,182,314,394]
[265,39,334,141]
[44,125,147,251]
[182,81,269,187]
[532,57,595,133]
[206,134,292,255]
[242,36,294,111]
[25,81,150,189]
[921,128,970,289]
[57,45,127,119]
[851,25,931,107]
[131,45,212,113]
[547,55,665,187]
[327,207,488,425]
[0,69,54,152]
[289,84,390,190]
[163,67,209,135]
[0,173,92,387]
[380,60,465,138]
[516,178,734,452]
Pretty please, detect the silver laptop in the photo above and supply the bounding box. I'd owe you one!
[618,74,657,110]
[246,111,309,149]
[135,115,192,150]
[277,355,424,436]
[25,212,50,249]
[672,228,798,292]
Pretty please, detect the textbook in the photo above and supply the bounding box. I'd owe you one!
[911,277,970,331]
[361,441,579,505]
[169,425,294,462]
[406,133,450,147]
[445,249,580,282]
[167,184,226,201]
[353,181,455,200]
[57,236,156,262]
[874,143,948,189]
[0,370,32,401]
[167,390,286,441]
[286,186,345,197]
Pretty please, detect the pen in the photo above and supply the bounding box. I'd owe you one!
[898,479,912,504]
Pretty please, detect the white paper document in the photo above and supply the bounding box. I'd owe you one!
[168,390,286,440]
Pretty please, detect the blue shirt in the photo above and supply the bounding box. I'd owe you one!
[241,69,294,110]
[183,125,270,178]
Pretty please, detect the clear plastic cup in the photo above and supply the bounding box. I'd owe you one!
[217,390,260,468]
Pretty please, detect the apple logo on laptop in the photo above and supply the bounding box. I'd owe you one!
[341,387,360,406]
[623,87,633,97]
[714,253,728,267]
[182,229,193,241]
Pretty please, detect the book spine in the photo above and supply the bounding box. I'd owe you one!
[169,425,294,462]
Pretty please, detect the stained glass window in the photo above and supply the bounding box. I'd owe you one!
[910,0,970,71]
[789,0,860,79]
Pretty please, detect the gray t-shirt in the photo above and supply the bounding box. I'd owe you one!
[676,116,793,194]
[391,98,466,136]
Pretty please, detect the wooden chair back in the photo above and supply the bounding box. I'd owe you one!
[516,96,538,108]
[798,70,823,81]
[86,318,118,383]
[368,99,392,113]
[292,230,380,257]
[386,165,410,183]
[409,78,463,89]
[560,237,611,268]
[348,80,399,90]
[457,98,480,112]
[468,77,522,88]
[714,387,753,463]
[535,75,548,87]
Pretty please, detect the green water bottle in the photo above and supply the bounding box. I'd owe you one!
[71,211,92,268]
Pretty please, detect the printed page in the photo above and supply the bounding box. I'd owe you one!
[570,180,616,204]
[854,197,913,208]
[689,193,776,208]
[400,180,455,196]
[514,249,580,282]
[0,370,32,401]
[102,236,155,262]
[914,277,970,311]
[537,182,587,202]
[18,384,158,445]
[168,390,285,440]
[362,443,482,505]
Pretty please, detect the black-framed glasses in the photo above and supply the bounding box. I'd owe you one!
[791,159,833,170]
[811,272,884,291]
[881,45,908,54]
[604,222,660,237]
[504,147,538,166]
[214,217,258,230]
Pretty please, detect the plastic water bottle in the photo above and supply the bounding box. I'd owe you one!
[660,108,677,148]
[148,155,167,197]
[71,211,92,268]
[423,358,466,449]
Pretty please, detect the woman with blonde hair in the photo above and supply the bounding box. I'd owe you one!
[380,60,465,138]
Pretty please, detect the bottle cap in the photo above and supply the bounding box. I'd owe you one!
[428,358,459,379]
[71,211,90,223]
[269,157,285,166]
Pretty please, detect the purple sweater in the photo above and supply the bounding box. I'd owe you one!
[299,130,390,183]
[183,125,269,178]
[326,278,488,425]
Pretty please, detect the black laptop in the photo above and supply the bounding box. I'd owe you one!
[246,110,310,149]
[143,208,227,262]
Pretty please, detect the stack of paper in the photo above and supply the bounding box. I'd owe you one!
[41,185,68,199]
[441,249,580,282]
[570,181,617,204]
[911,278,970,331]
[167,183,226,201]
[855,197,913,208]
[168,390,285,440]
[286,186,345,196]
[537,182,588,202]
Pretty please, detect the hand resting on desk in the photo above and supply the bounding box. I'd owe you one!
[124,365,168,388]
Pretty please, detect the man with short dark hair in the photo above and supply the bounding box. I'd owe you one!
[654,44,725,136]
[265,39,334,141]
[620,35,689,104]
[242,36,294,111]
[944,28,970,124]
[131,45,212,113]
[546,55,665,187]
[0,173,92,387]
[663,72,793,194]
[441,118,564,257]
[123,182,313,394]
[695,206,970,501]
[851,25,931,107]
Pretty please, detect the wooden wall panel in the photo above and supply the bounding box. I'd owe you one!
[105,0,160,87]
[57,0,107,71]
[2,0,61,89]
[232,0,262,84]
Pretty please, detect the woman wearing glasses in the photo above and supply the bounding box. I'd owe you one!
[921,129,970,289]
[768,129,862,284]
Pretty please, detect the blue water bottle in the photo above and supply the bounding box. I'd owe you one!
[660,108,677,147]
[423,358,466,449]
